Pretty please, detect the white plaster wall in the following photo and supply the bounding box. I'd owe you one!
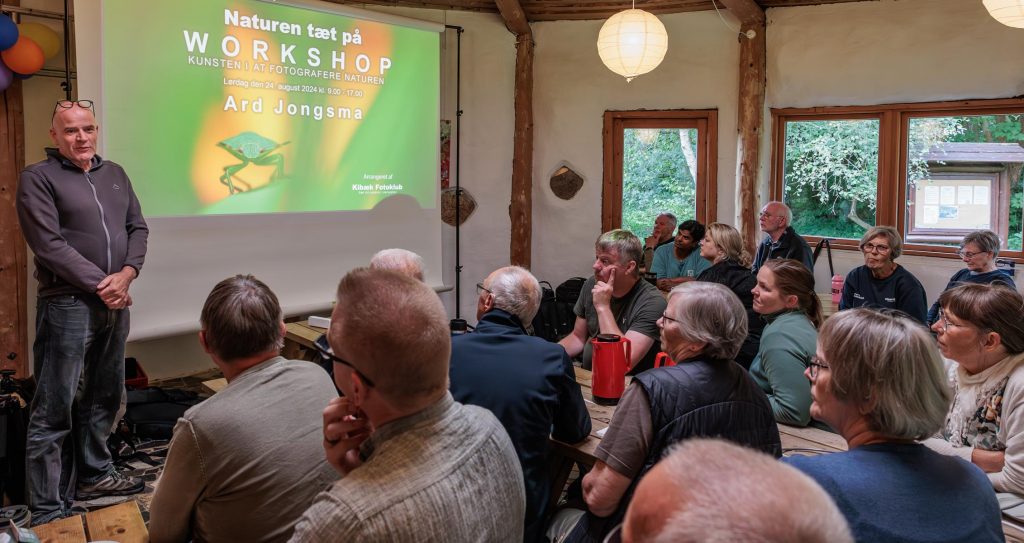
[765,0,1024,299]
[531,11,742,287]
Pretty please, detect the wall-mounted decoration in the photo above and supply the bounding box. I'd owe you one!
[550,165,584,200]
[442,186,476,226]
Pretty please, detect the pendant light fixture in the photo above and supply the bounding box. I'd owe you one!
[597,1,668,82]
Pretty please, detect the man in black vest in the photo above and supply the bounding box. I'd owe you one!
[752,201,814,273]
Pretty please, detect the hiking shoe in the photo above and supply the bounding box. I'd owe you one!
[76,470,145,500]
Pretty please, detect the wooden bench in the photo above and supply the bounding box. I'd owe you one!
[32,500,147,543]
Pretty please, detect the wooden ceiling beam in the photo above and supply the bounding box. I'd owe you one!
[716,0,764,25]
[495,0,532,34]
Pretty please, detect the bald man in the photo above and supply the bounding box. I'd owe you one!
[621,439,852,543]
[752,201,813,273]
[18,100,148,524]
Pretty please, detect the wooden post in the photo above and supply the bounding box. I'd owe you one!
[719,0,766,253]
[0,78,27,377]
[495,0,534,269]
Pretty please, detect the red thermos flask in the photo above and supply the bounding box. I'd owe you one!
[591,334,631,405]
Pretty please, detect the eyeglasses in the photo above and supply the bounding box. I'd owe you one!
[936,308,965,334]
[862,243,891,254]
[957,249,989,260]
[313,342,375,387]
[759,211,780,219]
[476,282,492,296]
[660,312,682,325]
[53,99,95,117]
[808,355,830,380]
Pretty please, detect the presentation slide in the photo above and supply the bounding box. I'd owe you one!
[101,0,440,216]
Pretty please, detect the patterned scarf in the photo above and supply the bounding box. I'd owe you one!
[944,352,1024,450]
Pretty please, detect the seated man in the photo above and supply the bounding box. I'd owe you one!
[369,247,425,281]
[641,212,676,272]
[651,220,711,292]
[560,230,666,375]
[752,201,814,273]
[149,275,339,543]
[620,439,852,543]
[450,266,592,542]
[290,268,525,542]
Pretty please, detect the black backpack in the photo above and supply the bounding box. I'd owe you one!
[530,276,586,342]
[123,387,202,440]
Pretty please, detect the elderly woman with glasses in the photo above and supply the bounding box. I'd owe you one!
[549,281,780,543]
[925,283,1024,497]
[838,225,928,323]
[925,230,1016,326]
[785,309,1003,543]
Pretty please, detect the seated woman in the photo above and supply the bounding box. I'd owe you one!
[549,282,780,543]
[926,230,1016,326]
[926,283,1024,495]
[839,225,927,323]
[786,309,1003,543]
[749,259,821,427]
[651,219,711,292]
[696,222,763,368]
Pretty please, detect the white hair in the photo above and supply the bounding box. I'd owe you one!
[485,266,541,324]
[369,248,425,281]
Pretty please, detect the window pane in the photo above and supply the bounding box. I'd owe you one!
[906,115,1024,250]
[782,119,879,240]
[621,128,698,237]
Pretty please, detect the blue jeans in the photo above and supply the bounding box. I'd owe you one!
[26,295,128,516]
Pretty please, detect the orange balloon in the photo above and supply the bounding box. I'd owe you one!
[1,36,43,75]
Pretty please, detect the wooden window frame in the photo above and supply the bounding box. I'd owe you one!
[602,110,718,233]
[770,97,1024,262]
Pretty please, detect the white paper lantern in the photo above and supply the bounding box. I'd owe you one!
[597,9,668,82]
[984,0,1024,28]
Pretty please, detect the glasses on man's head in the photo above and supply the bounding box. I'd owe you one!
[957,249,988,260]
[936,308,966,334]
[53,99,95,117]
[808,355,830,380]
[476,282,492,297]
[313,342,375,387]
[862,242,891,254]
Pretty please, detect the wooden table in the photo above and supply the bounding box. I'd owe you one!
[284,321,326,361]
[32,501,147,543]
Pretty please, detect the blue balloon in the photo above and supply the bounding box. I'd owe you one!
[0,15,17,51]
[0,61,13,92]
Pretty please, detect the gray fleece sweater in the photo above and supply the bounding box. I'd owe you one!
[17,148,148,298]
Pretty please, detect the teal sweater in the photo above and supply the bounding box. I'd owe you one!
[749,311,817,426]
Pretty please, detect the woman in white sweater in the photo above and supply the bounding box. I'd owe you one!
[927,282,1024,494]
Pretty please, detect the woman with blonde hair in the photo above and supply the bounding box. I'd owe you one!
[786,309,1002,543]
[749,259,821,426]
[697,223,761,368]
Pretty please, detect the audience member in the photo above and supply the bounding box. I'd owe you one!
[749,259,821,427]
[696,223,763,368]
[290,269,525,542]
[786,309,1003,543]
[651,219,711,292]
[751,201,813,273]
[150,275,338,543]
[450,266,591,543]
[926,283,1024,496]
[926,230,1016,325]
[839,225,927,323]
[619,439,852,543]
[369,247,425,281]
[549,282,780,543]
[560,230,667,375]
[641,212,676,272]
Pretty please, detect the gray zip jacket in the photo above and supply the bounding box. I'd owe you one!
[17,148,148,298]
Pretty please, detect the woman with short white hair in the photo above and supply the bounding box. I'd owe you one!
[925,230,1016,326]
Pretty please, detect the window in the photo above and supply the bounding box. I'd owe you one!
[603,110,717,235]
[771,99,1024,261]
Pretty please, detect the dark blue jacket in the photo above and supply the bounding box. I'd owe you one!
[926,268,1017,325]
[450,309,591,543]
[840,264,928,324]
[751,226,814,273]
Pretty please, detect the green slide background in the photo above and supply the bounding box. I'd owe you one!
[101,0,440,216]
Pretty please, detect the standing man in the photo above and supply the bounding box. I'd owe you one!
[752,201,814,273]
[641,212,676,272]
[560,230,666,375]
[450,266,591,542]
[651,220,711,292]
[17,99,148,525]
